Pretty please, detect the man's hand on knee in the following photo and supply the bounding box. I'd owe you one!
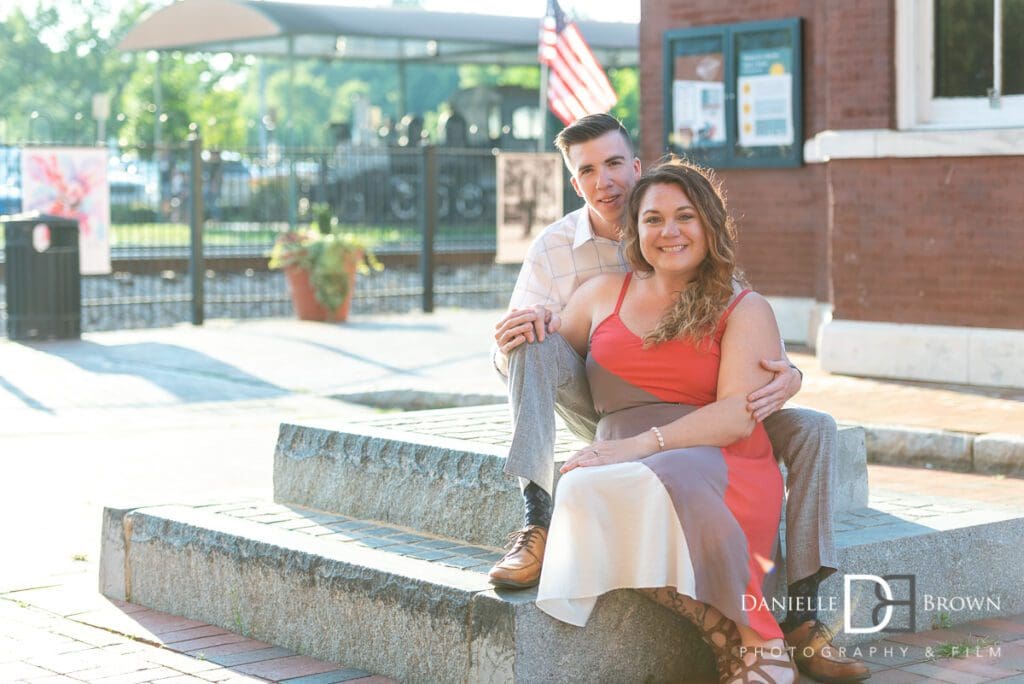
[494,305,560,355]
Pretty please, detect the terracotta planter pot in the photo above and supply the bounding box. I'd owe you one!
[284,264,357,322]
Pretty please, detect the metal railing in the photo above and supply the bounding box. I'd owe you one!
[0,139,573,335]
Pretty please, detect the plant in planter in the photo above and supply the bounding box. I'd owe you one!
[269,203,382,322]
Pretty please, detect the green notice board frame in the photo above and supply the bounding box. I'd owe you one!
[663,18,803,168]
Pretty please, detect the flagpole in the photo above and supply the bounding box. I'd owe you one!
[538,63,549,152]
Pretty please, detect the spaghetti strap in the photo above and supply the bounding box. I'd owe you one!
[722,288,752,320]
[613,273,633,314]
[715,288,752,338]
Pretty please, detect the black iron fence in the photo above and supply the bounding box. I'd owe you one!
[0,139,578,335]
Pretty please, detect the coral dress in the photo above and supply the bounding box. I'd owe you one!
[535,273,784,640]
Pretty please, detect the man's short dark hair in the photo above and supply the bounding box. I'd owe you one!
[553,113,632,161]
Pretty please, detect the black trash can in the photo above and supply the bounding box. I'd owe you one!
[3,212,81,340]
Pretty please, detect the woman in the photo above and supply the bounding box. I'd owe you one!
[534,158,795,683]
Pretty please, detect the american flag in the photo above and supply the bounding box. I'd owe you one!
[538,0,618,125]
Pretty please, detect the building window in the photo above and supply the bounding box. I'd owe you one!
[898,0,1023,128]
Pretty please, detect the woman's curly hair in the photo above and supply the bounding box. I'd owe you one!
[622,156,743,346]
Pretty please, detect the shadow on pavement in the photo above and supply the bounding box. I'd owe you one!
[19,340,287,403]
[0,374,55,413]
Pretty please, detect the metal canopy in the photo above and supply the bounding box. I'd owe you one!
[118,0,638,66]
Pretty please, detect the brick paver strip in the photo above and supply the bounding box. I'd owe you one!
[416,539,459,550]
[945,623,1024,643]
[437,556,485,570]
[405,548,456,562]
[205,646,294,667]
[232,654,343,680]
[280,668,373,684]
[185,639,273,658]
[885,630,958,648]
[166,633,251,653]
[108,599,149,615]
[128,611,213,636]
[158,625,233,644]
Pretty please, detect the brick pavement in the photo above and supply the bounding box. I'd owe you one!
[869,463,1024,507]
[789,349,1024,436]
[0,570,395,684]
[4,561,1024,682]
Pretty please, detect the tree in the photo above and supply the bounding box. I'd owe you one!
[608,67,640,140]
[0,1,151,142]
[119,52,251,151]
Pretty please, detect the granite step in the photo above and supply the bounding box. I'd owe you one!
[273,405,869,548]
[100,490,1024,682]
[98,501,718,683]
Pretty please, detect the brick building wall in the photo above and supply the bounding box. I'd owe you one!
[830,156,1024,327]
[639,0,1023,331]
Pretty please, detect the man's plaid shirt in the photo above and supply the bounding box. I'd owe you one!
[495,207,627,375]
[509,207,627,313]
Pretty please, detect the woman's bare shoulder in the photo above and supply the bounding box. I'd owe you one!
[575,272,627,301]
[727,290,778,328]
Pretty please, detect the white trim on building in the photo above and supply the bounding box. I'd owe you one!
[819,320,1024,389]
[803,127,1024,162]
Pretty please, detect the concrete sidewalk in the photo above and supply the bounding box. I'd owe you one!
[1,309,1023,682]
[2,310,1021,433]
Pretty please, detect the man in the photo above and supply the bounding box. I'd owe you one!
[488,113,868,683]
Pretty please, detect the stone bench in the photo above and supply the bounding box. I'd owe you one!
[100,406,1024,683]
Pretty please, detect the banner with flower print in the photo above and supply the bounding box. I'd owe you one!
[20,147,111,275]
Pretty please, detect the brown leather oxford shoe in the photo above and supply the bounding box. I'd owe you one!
[487,525,547,589]
[784,620,870,684]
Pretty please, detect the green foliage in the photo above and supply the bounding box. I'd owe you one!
[458,64,540,90]
[0,1,148,141]
[268,203,383,310]
[609,67,640,140]
[119,52,251,150]
[252,60,459,146]
[110,204,159,224]
[0,2,638,151]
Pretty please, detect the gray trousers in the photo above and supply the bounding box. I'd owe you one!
[503,333,838,586]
